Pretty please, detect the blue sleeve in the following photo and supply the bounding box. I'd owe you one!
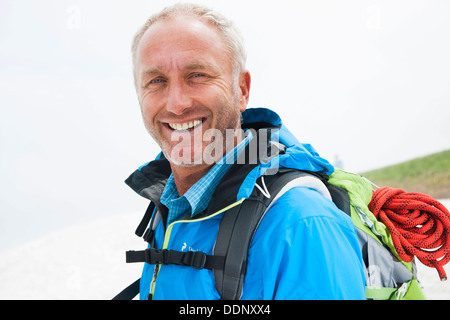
[242,187,366,300]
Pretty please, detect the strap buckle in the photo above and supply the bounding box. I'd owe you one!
[145,248,168,265]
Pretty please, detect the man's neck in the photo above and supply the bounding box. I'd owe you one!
[170,163,213,196]
[170,129,243,196]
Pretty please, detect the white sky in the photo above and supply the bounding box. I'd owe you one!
[1,0,449,251]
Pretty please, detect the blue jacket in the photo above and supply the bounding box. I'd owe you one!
[126,108,366,300]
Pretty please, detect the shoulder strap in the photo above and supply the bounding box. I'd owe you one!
[112,278,140,300]
[214,169,334,300]
[213,196,265,300]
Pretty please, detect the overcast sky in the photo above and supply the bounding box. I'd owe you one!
[1,0,449,251]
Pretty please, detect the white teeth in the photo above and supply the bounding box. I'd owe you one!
[169,119,202,131]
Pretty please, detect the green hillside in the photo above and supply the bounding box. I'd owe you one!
[360,150,450,199]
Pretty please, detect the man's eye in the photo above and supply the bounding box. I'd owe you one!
[192,73,206,78]
[151,78,165,84]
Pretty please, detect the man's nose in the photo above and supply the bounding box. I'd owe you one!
[165,81,193,115]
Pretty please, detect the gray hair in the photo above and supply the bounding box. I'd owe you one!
[131,3,247,82]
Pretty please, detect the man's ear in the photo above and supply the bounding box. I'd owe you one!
[238,71,251,112]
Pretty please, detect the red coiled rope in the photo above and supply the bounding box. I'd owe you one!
[369,187,450,281]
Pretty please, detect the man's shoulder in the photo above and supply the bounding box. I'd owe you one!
[245,185,365,299]
[268,185,352,223]
[251,185,357,244]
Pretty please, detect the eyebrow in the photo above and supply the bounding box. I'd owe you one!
[142,61,221,78]
[184,61,219,73]
[142,67,163,78]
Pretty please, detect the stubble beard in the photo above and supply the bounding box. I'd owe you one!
[144,99,243,168]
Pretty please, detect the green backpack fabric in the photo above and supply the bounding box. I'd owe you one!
[328,168,426,300]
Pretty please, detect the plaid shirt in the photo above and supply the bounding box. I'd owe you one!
[161,131,252,226]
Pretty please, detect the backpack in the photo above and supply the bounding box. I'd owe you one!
[113,165,444,300]
[328,168,426,300]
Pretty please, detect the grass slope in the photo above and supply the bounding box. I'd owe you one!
[360,150,450,199]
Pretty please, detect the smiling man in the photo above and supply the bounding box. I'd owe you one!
[121,3,365,300]
[133,11,250,195]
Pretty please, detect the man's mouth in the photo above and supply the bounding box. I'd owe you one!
[168,119,203,131]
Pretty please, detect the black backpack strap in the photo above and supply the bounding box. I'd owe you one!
[125,248,225,270]
[213,197,266,300]
[135,202,156,237]
[112,278,140,300]
[213,169,332,300]
[325,181,351,216]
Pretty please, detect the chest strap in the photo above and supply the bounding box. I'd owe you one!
[126,248,226,270]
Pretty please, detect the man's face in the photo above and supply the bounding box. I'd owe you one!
[135,15,249,167]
